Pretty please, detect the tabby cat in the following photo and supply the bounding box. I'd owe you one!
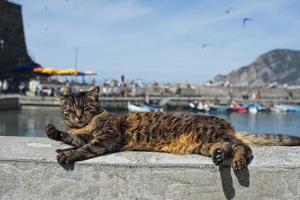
[45,87,300,171]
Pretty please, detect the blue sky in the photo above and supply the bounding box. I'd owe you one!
[14,0,300,83]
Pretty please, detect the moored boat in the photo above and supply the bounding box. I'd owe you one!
[231,103,248,113]
[287,105,300,113]
[189,102,208,112]
[271,104,289,112]
[208,105,232,114]
[128,102,163,112]
[243,103,269,114]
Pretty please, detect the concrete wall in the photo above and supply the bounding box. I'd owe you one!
[0,136,299,200]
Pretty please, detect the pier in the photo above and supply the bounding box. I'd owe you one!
[0,93,300,111]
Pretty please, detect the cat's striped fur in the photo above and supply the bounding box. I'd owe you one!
[45,87,300,170]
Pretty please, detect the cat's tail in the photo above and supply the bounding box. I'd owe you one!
[234,131,300,146]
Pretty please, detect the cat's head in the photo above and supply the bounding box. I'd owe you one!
[56,87,102,128]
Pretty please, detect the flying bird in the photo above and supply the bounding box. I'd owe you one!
[202,43,211,49]
[225,7,231,14]
[44,6,48,11]
[242,18,254,27]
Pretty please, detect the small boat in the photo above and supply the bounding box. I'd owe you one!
[274,104,300,113]
[243,103,269,113]
[128,102,163,112]
[189,102,208,112]
[249,107,258,114]
[271,104,289,112]
[231,103,248,113]
[208,105,231,114]
[286,105,300,113]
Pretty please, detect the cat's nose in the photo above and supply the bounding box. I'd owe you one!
[75,110,83,119]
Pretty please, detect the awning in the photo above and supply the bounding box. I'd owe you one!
[33,68,96,76]
[33,68,79,75]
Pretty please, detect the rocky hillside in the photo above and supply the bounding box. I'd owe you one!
[213,49,300,86]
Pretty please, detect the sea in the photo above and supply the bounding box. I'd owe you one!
[0,109,299,137]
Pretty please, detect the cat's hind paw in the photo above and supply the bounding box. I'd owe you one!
[232,158,247,171]
[212,148,225,165]
[232,155,253,171]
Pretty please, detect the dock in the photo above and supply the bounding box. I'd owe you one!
[0,94,300,111]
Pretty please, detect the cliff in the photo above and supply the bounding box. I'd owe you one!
[213,49,300,86]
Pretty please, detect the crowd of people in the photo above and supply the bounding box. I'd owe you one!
[0,75,148,97]
[0,79,27,95]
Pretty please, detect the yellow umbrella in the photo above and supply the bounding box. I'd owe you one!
[40,68,58,75]
[56,69,79,75]
[35,68,79,76]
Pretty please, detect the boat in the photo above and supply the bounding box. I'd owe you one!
[231,103,248,113]
[127,102,163,112]
[286,105,300,113]
[208,105,232,114]
[273,104,300,113]
[243,103,269,113]
[189,102,208,112]
[249,107,258,114]
[271,104,289,112]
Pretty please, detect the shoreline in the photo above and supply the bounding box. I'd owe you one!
[0,94,300,111]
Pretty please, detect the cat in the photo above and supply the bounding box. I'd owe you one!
[45,87,300,171]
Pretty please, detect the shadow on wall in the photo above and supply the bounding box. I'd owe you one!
[220,165,250,200]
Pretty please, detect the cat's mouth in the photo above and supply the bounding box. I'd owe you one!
[64,119,88,128]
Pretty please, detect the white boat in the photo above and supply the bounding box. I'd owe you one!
[249,107,258,114]
[273,104,300,113]
[272,104,289,112]
[189,102,208,112]
[128,102,163,112]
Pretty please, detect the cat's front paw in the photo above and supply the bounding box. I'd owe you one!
[45,124,60,140]
[57,151,76,165]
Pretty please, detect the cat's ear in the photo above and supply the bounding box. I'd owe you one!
[87,86,100,100]
[55,93,67,104]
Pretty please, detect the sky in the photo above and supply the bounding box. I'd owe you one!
[12,0,300,83]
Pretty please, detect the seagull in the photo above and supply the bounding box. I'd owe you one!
[225,7,231,14]
[202,43,211,49]
[243,18,254,27]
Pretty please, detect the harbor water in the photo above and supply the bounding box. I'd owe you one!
[0,109,299,137]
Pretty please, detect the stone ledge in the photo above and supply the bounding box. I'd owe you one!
[0,136,299,200]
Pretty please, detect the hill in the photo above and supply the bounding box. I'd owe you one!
[213,49,300,86]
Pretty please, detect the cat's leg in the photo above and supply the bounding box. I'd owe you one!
[193,141,233,165]
[193,141,253,170]
[45,124,92,148]
[56,137,119,165]
[231,142,253,171]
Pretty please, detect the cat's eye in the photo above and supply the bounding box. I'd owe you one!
[84,106,94,112]
[63,108,73,114]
